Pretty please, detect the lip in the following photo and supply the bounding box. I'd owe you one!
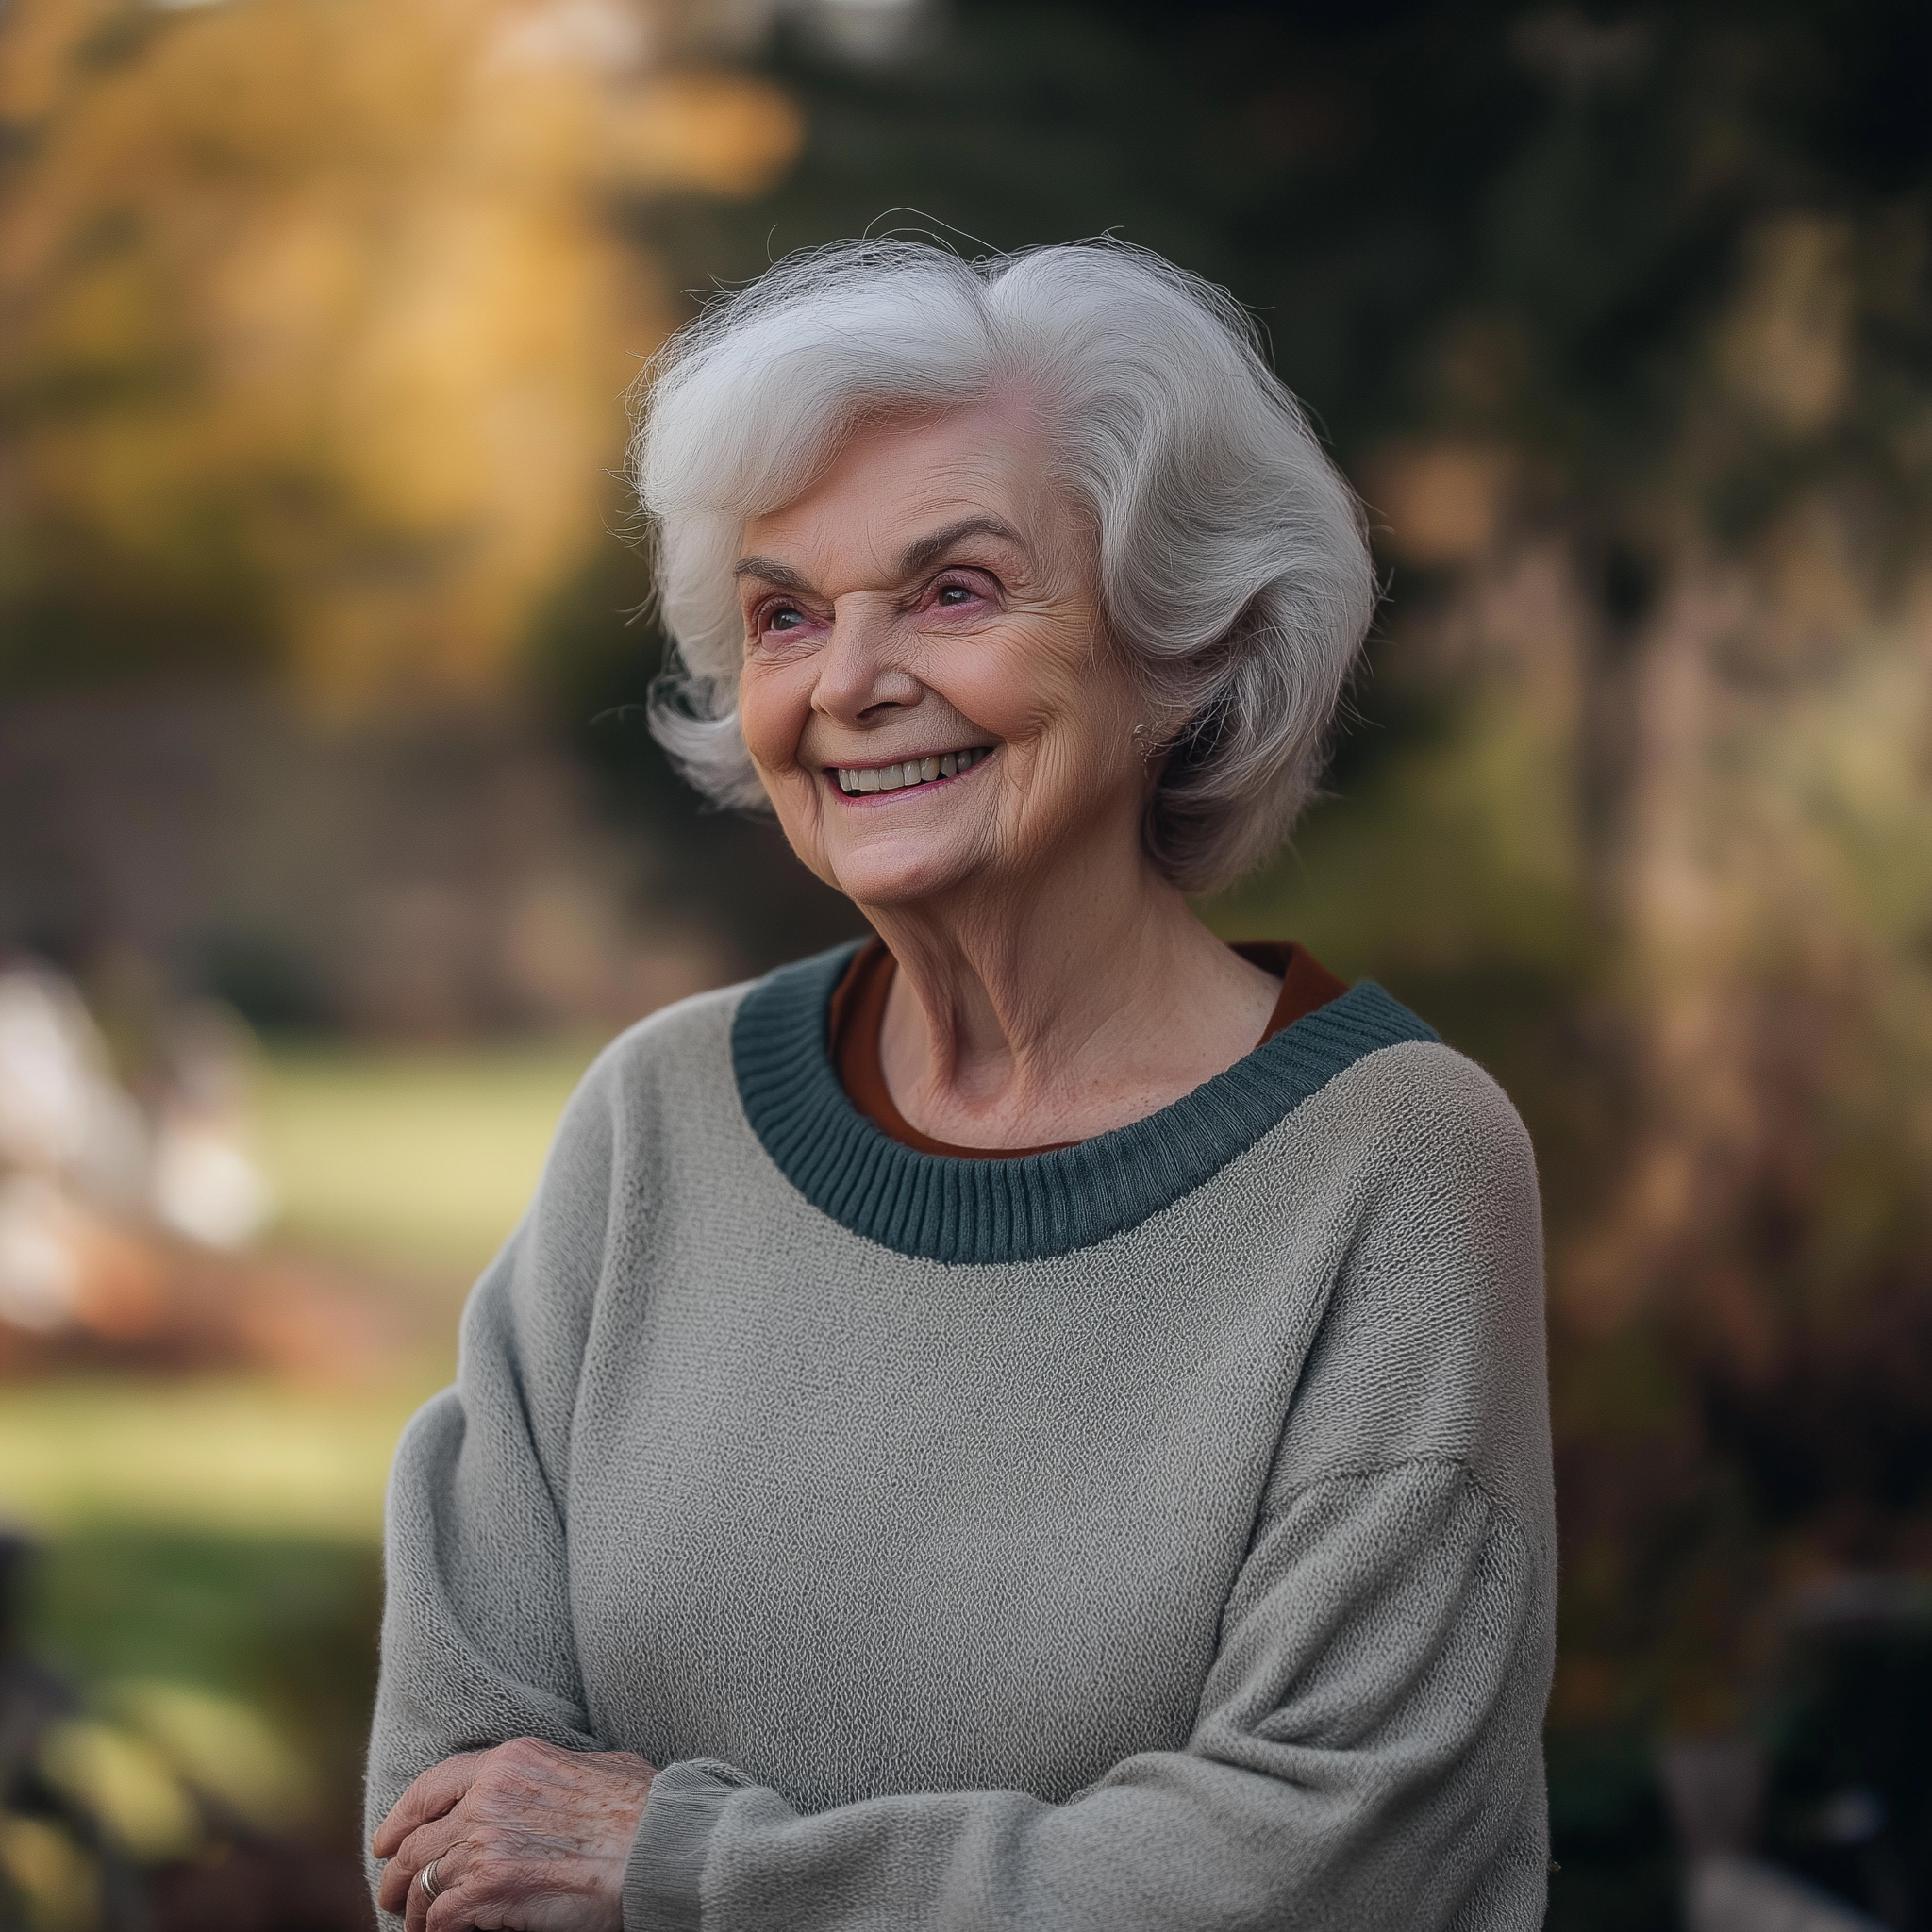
[826,744,995,802]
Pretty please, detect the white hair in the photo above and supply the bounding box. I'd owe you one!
[631,238,1374,891]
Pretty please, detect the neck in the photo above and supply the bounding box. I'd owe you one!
[858,822,1279,1148]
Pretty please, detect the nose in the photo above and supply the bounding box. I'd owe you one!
[809,593,924,728]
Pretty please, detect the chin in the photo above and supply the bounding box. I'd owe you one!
[824,837,985,909]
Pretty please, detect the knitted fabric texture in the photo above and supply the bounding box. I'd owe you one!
[367,948,1557,1931]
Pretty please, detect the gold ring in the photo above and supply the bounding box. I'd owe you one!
[420,1857,442,1901]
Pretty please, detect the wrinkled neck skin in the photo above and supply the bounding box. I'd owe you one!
[864,803,1278,1151]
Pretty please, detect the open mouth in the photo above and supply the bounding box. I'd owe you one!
[832,745,993,797]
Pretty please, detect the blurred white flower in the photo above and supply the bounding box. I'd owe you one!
[150,1119,272,1249]
[0,968,101,1170]
[0,964,147,1208]
[149,1000,275,1248]
[492,0,657,73]
[0,1174,81,1333]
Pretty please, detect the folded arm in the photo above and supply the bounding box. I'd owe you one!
[626,1456,1549,1932]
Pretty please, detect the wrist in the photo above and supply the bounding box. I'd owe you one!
[622,1760,754,1932]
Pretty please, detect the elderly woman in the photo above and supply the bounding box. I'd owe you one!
[367,240,1555,1932]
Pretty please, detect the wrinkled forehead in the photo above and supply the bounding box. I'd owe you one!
[737,399,1085,587]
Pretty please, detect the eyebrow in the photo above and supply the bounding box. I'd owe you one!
[730,556,812,591]
[896,515,1026,578]
[731,515,1028,595]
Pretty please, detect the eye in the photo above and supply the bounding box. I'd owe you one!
[753,600,815,640]
[928,573,991,611]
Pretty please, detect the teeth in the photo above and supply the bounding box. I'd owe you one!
[836,746,988,794]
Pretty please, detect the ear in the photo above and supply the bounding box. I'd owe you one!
[1129,719,1181,780]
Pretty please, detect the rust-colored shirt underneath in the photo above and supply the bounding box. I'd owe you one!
[827,937,1349,1159]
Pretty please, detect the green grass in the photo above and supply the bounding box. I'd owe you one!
[0,1034,612,1880]
[2,1038,605,1537]
[255,1035,602,1281]
[27,1529,378,1731]
[0,1374,435,1539]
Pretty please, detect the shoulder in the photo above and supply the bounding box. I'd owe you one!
[533,948,861,1208]
[591,977,752,1085]
[1303,1033,1543,1332]
[564,941,861,1141]
[555,979,755,1145]
[481,980,756,1252]
[475,981,762,1343]
[1295,1031,1539,1203]
[1271,1035,1551,1544]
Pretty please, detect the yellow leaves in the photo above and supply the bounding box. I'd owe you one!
[40,1719,201,1862]
[108,1679,315,1832]
[0,0,804,708]
[27,1681,313,1883]
[0,0,118,128]
[0,1815,98,1932]
[611,71,805,196]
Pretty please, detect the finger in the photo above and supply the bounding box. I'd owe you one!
[377,1843,414,1919]
[425,1845,519,1932]
[377,1810,468,1913]
[374,1752,486,1858]
[403,1851,427,1932]
[404,1837,468,1932]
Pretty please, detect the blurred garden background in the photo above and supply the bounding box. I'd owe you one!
[1,0,1929,1926]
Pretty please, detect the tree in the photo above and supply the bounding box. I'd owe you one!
[0,0,800,706]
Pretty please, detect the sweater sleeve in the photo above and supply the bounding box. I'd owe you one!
[624,1048,1557,1932]
[363,1060,619,1925]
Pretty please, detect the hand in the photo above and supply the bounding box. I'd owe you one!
[373,1737,657,1930]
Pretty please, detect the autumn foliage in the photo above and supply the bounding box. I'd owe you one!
[0,0,798,707]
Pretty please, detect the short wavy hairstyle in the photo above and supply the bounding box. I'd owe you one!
[631,238,1374,891]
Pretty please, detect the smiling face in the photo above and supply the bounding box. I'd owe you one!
[734,401,1153,913]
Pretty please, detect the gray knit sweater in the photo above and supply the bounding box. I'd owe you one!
[367,944,1556,1931]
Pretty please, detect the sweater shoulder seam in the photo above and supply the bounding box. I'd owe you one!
[1261,1452,1535,1550]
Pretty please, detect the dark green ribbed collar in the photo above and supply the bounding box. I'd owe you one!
[732,941,1438,1265]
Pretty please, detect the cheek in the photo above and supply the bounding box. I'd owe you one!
[737,658,811,776]
[935,630,1079,743]
[949,628,1138,771]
